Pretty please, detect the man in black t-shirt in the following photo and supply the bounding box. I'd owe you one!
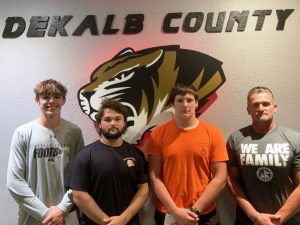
[66,98,149,225]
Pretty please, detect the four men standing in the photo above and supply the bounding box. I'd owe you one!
[7,81,300,225]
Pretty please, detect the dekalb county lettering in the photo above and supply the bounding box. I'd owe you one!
[1,9,294,38]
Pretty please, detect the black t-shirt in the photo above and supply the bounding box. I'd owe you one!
[66,140,148,225]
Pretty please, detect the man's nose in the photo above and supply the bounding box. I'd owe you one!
[182,100,189,106]
[48,97,55,102]
[257,104,264,111]
[110,120,116,125]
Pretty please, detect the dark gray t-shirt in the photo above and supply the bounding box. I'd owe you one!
[227,125,300,225]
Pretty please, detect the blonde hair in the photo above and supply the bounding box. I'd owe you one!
[247,86,274,103]
[34,79,67,99]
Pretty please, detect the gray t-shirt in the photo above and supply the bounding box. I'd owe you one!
[227,125,300,224]
[7,119,84,225]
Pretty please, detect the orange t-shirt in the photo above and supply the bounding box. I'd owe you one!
[147,119,228,214]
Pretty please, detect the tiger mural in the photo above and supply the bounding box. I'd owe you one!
[78,45,226,144]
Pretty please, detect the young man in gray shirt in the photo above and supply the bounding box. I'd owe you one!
[7,79,84,225]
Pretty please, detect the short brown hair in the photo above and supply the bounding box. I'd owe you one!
[95,98,128,124]
[247,86,274,103]
[169,83,200,104]
[34,79,67,99]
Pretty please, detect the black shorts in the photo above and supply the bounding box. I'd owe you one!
[154,208,220,225]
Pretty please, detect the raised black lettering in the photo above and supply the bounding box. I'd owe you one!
[103,14,119,34]
[2,17,26,38]
[73,15,98,36]
[163,13,182,33]
[276,9,294,30]
[205,12,226,33]
[226,11,249,32]
[182,12,204,33]
[48,15,73,37]
[123,14,144,34]
[27,16,49,37]
[252,10,272,31]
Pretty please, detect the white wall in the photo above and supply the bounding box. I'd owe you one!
[0,0,299,224]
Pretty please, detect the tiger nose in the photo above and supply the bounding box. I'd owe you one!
[82,91,95,101]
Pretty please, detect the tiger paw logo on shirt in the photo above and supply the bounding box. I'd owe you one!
[124,157,135,167]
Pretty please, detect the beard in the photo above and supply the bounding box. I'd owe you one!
[99,126,126,139]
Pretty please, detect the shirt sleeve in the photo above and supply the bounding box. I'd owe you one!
[57,127,85,213]
[135,148,149,185]
[210,126,229,162]
[292,132,300,169]
[7,129,48,221]
[74,128,85,155]
[56,189,74,213]
[65,149,90,192]
[226,134,239,167]
[146,127,162,156]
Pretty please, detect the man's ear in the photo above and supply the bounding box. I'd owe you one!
[246,106,250,115]
[35,96,40,105]
[273,102,278,113]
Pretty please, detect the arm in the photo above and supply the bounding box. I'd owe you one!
[192,162,227,213]
[104,183,149,225]
[42,190,75,225]
[42,207,65,225]
[227,167,280,225]
[43,128,85,225]
[72,190,109,225]
[51,128,85,214]
[148,155,198,225]
[275,169,300,224]
[7,130,49,221]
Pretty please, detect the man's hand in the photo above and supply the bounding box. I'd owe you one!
[42,206,65,225]
[255,213,281,225]
[172,208,199,225]
[103,215,128,225]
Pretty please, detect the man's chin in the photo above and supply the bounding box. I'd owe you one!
[255,118,272,125]
[102,131,123,139]
[44,111,57,117]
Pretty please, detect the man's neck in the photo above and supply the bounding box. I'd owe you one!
[38,114,62,130]
[251,121,277,134]
[174,116,199,130]
[100,136,123,147]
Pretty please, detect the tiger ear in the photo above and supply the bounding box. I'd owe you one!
[112,48,134,59]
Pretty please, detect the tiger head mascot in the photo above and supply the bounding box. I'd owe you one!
[78,45,226,145]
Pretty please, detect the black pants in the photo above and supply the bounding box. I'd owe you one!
[154,209,220,225]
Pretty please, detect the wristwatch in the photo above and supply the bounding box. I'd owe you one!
[189,206,202,217]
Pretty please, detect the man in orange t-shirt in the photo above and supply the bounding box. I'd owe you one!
[147,83,228,225]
